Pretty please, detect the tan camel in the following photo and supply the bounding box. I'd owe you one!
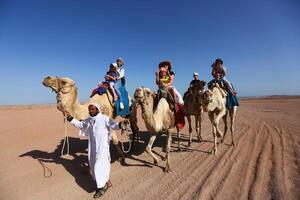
[134,87,176,173]
[201,83,237,155]
[183,80,206,147]
[42,76,139,159]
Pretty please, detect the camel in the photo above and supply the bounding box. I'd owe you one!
[201,83,238,155]
[134,87,177,173]
[42,76,139,159]
[183,80,206,147]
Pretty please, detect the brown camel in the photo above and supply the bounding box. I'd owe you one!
[183,80,206,147]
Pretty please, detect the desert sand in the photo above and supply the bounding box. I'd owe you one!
[0,97,300,200]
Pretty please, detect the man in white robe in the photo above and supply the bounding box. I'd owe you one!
[65,103,127,198]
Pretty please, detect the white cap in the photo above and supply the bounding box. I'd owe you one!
[193,72,199,76]
[89,103,101,111]
[110,63,118,68]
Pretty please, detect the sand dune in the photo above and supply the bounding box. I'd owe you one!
[0,97,299,200]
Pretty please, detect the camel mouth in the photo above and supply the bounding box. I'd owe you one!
[42,76,59,92]
[134,96,143,103]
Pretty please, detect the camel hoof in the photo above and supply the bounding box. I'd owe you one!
[232,142,235,146]
[197,136,202,143]
[164,167,172,173]
[118,156,125,164]
[189,129,192,133]
[154,159,160,166]
[211,149,217,155]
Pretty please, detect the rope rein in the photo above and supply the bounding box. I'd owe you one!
[60,115,70,157]
[38,159,52,178]
[120,124,132,153]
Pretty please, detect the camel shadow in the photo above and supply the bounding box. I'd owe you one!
[20,137,123,193]
[131,131,167,156]
[124,131,169,170]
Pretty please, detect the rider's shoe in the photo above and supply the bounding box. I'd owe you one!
[120,102,124,109]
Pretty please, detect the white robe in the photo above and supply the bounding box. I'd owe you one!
[70,113,120,188]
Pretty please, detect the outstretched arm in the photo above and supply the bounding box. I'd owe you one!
[66,115,88,130]
[106,118,129,130]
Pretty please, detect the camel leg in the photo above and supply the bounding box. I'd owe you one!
[129,104,140,151]
[230,106,237,146]
[164,130,172,173]
[208,112,217,155]
[193,115,198,145]
[221,112,228,143]
[177,128,181,151]
[187,115,192,147]
[197,109,203,142]
[213,110,226,139]
[146,134,160,165]
[111,131,125,163]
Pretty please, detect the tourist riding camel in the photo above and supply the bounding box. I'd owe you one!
[155,60,185,127]
[155,61,184,108]
[202,58,239,154]
[116,57,126,86]
[105,62,124,109]
[207,58,237,95]
[183,71,203,99]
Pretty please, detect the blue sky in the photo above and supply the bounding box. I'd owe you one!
[0,0,299,105]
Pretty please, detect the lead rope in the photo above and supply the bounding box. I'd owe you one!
[120,124,132,154]
[61,115,70,156]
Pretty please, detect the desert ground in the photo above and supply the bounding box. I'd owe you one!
[0,97,300,200]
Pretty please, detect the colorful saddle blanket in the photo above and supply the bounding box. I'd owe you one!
[90,82,109,97]
[90,81,130,117]
[209,79,239,110]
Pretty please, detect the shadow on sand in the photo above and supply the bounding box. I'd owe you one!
[20,130,212,190]
[20,137,96,192]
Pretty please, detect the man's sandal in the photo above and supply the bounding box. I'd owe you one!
[93,185,108,198]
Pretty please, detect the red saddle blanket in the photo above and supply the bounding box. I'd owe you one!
[175,103,185,130]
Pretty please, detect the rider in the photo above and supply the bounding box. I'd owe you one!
[207,58,236,95]
[116,57,126,86]
[105,63,124,109]
[155,60,184,105]
[189,72,201,89]
[183,72,201,99]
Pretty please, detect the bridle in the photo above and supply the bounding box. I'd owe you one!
[55,77,75,113]
[135,87,148,114]
[202,90,213,104]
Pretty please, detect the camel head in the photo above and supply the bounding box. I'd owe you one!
[193,80,206,92]
[42,76,77,112]
[42,76,75,93]
[134,87,155,104]
[201,90,214,112]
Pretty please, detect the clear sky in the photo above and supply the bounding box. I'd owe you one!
[0,0,299,105]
